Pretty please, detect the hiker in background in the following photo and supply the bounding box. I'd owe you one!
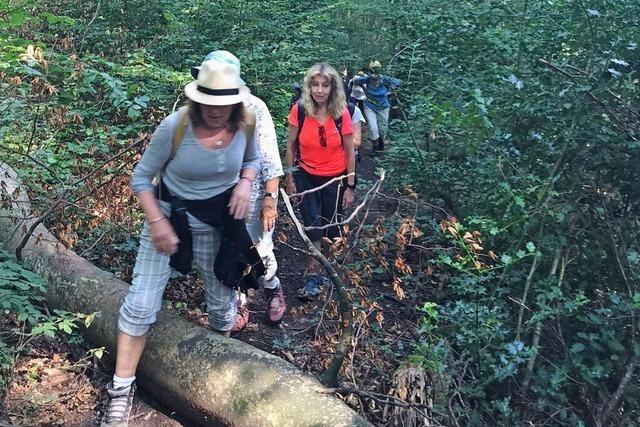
[347,71,368,162]
[290,82,302,109]
[347,71,367,116]
[353,60,401,153]
[284,63,356,301]
[101,60,261,426]
[193,50,286,331]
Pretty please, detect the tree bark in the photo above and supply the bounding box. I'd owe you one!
[0,162,371,427]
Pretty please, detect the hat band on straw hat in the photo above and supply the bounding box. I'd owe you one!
[197,86,240,96]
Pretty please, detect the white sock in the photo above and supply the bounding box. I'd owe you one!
[113,374,135,389]
[264,276,280,290]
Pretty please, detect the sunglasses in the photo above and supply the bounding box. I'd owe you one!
[318,125,327,147]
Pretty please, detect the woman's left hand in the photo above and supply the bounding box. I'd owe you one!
[342,187,355,208]
[262,197,278,231]
[229,178,252,220]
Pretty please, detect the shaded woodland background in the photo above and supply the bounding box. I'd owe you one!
[1,0,640,425]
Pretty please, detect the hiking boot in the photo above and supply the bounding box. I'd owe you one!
[369,138,380,155]
[297,275,328,302]
[230,304,249,335]
[376,136,385,151]
[100,382,136,427]
[265,284,286,324]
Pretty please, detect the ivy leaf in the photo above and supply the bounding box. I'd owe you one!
[506,74,523,90]
[570,343,586,353]
[514,196,525,208]
[506,341,524,355]
[611,58,629,66]
[127,105,142,120]
[20,64,43,77]
[607,68,621,78]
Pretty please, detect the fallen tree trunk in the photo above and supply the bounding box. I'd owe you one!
[0,162,371,427]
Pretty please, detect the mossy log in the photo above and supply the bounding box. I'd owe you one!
[0,162,371,427]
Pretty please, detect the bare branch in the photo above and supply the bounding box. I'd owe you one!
[291,172,355,198]
[280,188,353,387]
[305,170,386,231]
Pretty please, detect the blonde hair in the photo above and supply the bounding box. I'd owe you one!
[302,63,346,119]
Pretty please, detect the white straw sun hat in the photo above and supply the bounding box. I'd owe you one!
[184,61,247,106]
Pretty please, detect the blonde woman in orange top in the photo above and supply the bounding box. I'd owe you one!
[285,63,356,300]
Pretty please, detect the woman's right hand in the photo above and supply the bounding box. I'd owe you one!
[150,218,179,255]
[286,176,298,201]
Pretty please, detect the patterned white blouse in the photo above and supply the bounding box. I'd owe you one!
[243,93,284,218]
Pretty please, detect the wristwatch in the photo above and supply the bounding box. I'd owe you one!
[346,183,357,190]
[265,191,278,199]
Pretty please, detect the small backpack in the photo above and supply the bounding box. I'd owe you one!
[294,100,355,161]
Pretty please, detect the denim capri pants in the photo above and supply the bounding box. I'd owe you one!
[118,201,237,335]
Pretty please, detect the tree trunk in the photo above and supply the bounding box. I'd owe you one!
[0,162,371,427]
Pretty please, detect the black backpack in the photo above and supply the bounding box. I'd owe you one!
[294,100,356,162]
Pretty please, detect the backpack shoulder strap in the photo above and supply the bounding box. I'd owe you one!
[336,104,355,146]
[296,100,305,130]
[347,102,355,118]
[162,106,189,174]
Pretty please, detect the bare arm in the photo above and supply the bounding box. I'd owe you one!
[136,189,179,255]
[352,122,362,150]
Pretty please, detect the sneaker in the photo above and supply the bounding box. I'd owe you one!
[265,284,286,323]
[100,382,136,427]
[230,304,249,335]
[297,275,327,302]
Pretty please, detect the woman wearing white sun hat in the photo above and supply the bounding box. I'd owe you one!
[192,50,286,330]
[100,60,262,427]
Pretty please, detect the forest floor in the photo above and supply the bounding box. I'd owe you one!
[2,140,443,426]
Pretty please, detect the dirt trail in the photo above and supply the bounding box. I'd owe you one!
[4,142,421,426]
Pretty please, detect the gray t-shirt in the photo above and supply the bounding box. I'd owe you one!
[131,108,261,200]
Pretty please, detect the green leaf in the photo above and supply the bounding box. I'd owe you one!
[514,196,525,208]
[526,242,536,253]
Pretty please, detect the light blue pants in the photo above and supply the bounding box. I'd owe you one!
[364,105,390,141]
[118,203,237,335]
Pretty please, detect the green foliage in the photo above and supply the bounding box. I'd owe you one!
[0,250,48,325]
[0,249,94,397]
[2,0,640,424]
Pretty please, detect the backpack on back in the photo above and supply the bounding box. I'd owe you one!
[294,100,355,162]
